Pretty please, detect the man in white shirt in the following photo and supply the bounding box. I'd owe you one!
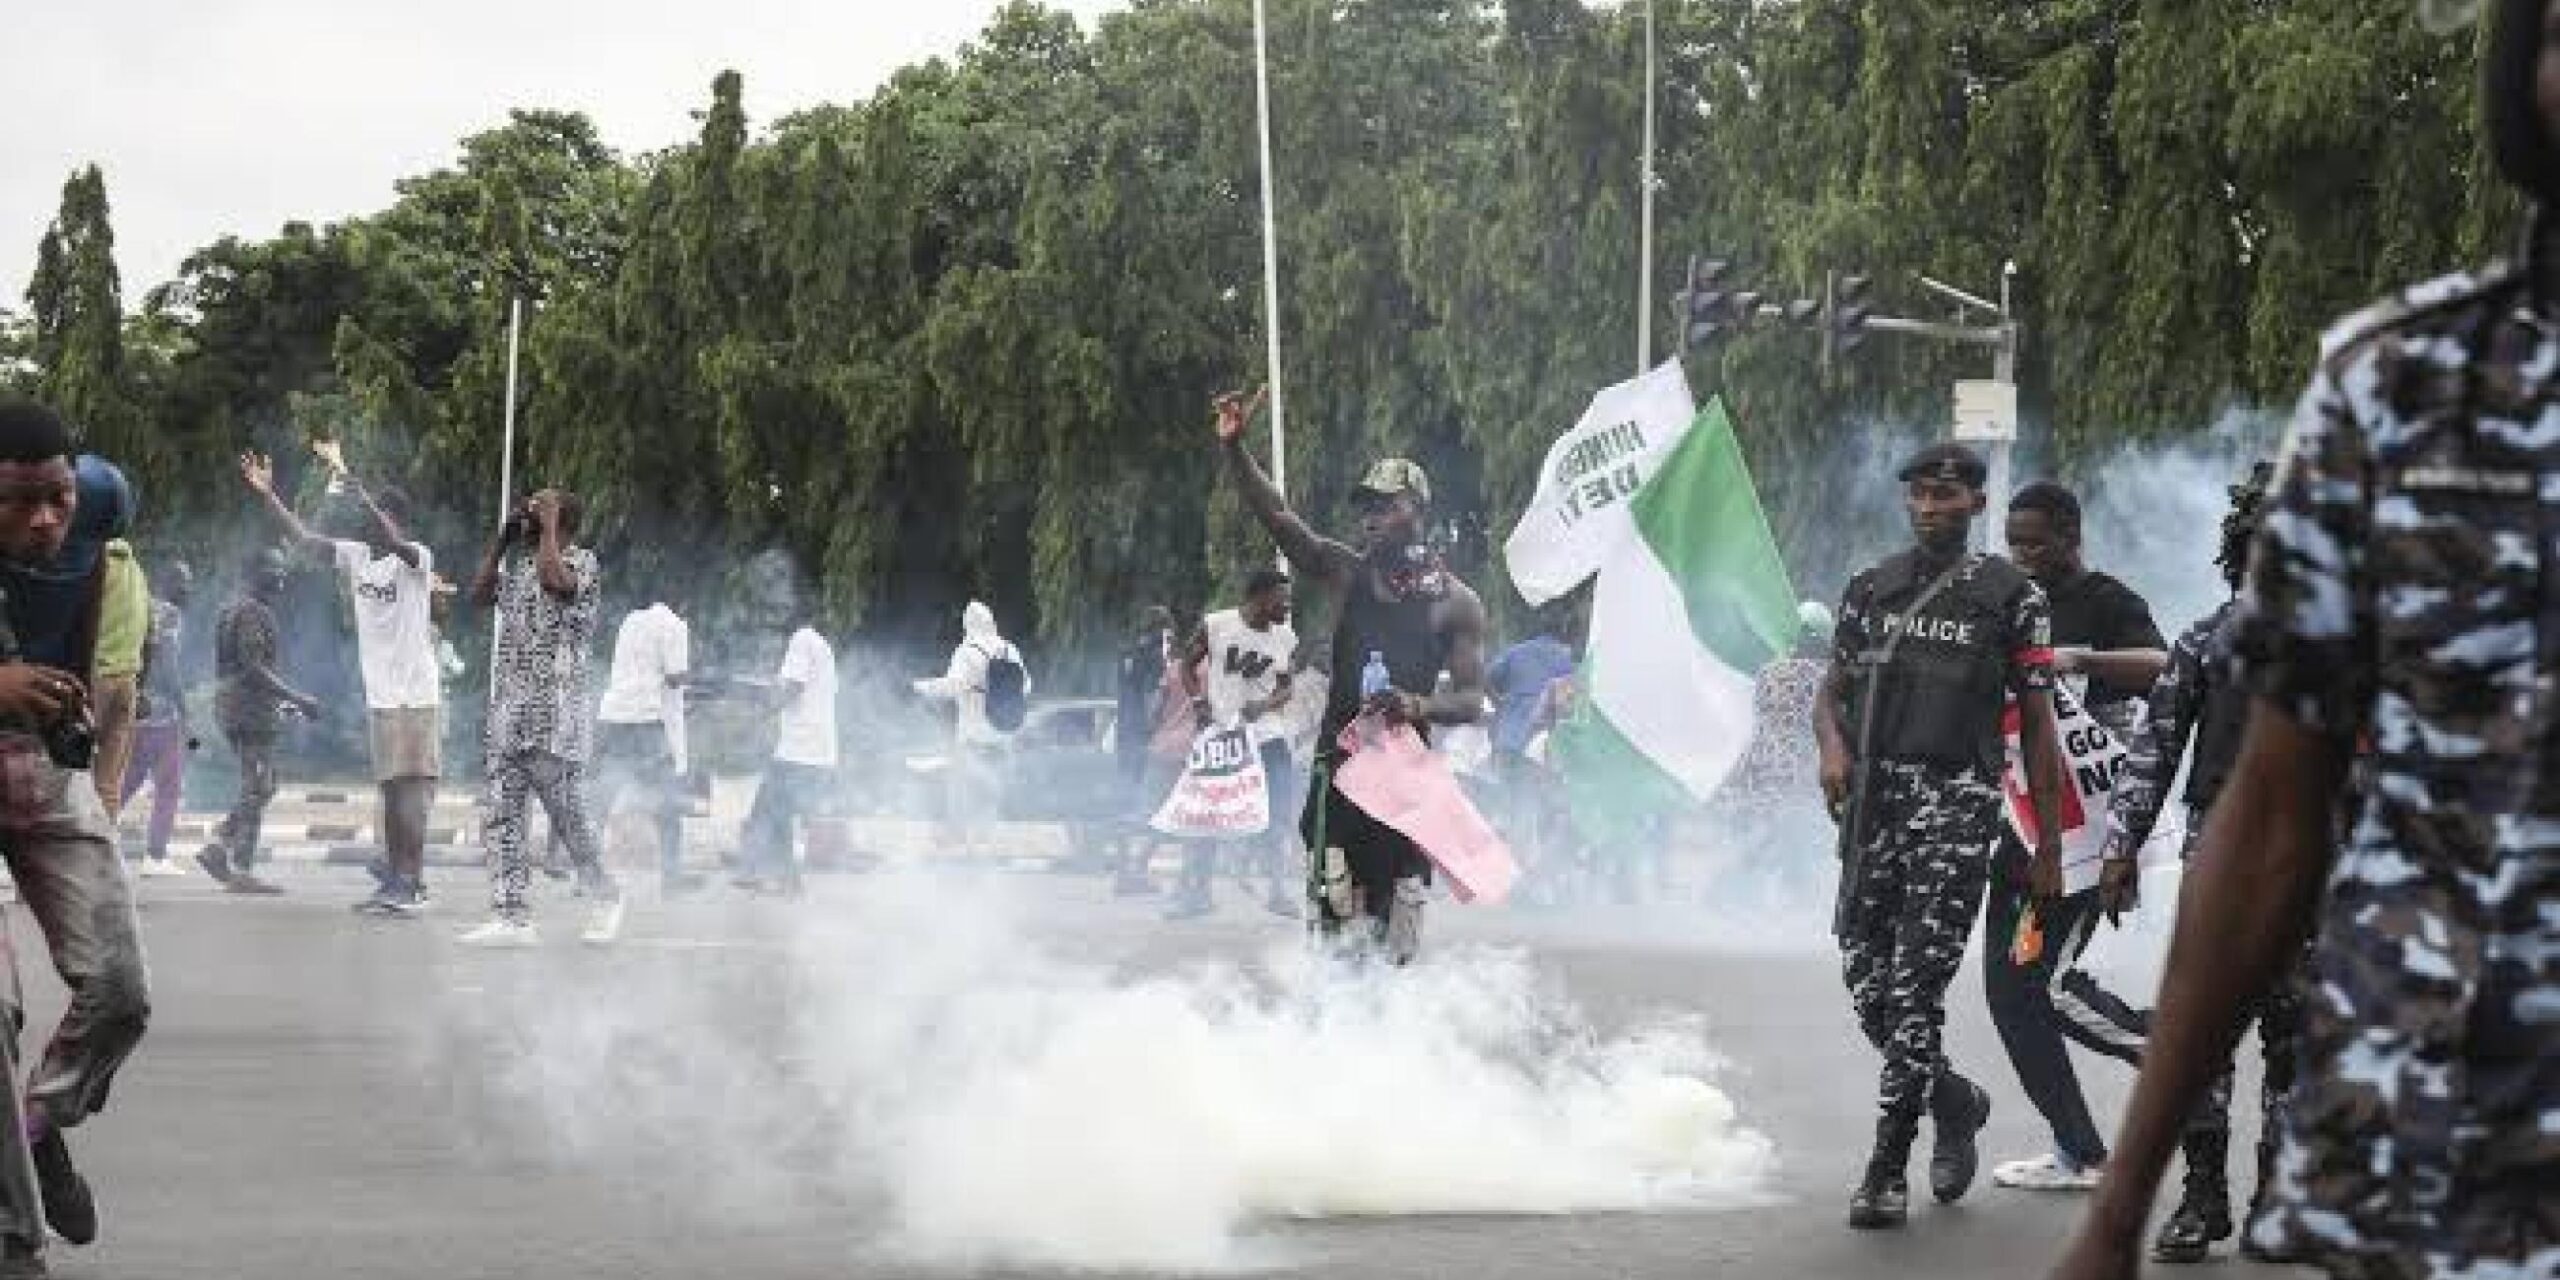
[914,600,1030,828]
[594,599,696,894]
[239,450,442,915]
[1167,569,1298,919]
[738,611,837,895]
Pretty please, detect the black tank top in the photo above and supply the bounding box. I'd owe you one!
[1323,569,1449,749]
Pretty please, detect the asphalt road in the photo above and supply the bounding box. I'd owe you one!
[9,864,2304,1280]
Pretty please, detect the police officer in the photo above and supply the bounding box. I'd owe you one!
[1815,442,2071,1230]
[2096,462,2287,1265]
[2050,3,2560,1274]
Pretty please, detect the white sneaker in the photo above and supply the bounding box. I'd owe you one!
[1992,1152,2102,1191]
[139,858,187,879]
[579,898,625,946]
[457,918,540,949]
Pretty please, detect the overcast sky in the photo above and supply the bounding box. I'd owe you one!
[2,0,1128,306]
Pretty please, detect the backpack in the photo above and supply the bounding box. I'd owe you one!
[977,643,1029,732]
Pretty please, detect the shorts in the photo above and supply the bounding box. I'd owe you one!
[1301,756,1430,919]
[368,706,443,782]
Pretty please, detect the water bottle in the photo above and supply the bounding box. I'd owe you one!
[1360,651,1392,700]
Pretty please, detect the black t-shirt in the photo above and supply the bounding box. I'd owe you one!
[2040,569,2165,709]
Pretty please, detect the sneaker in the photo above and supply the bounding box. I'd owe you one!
[193,847,235,886]
[458,918,540,948]
[1992,1151,2103,1191]
[364,858,394,889]
[139,857,185,879]
[31,1127,94,1246]
[224,873,285,896]
[579,897,626,946]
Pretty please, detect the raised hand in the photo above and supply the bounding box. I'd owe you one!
[1212,387,1267,442]
[239,451,276,495]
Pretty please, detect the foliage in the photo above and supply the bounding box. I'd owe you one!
[13,0,2520,680]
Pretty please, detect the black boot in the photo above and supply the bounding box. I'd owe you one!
[1927,1072,1992,1204]
[2150,1128,2232,1263]
[1847,1114,1919,1230]
[2237,1121,2292,1263]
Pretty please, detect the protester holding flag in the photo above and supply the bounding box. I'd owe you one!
[1814,442,2070,1231]
[1982,480,2166,1193]
[1211,388,1488,963]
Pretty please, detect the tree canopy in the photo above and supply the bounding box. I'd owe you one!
[8,0,2514,681]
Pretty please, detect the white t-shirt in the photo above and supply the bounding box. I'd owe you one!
[332,540,440,710]
[599,605,690,724]
[774,626,839,768]
[1201,608,1297,744]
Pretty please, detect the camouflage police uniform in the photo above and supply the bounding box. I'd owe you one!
[2108,593,2309,1257]
[2231,233,2560,1278]
[1834,548,2054,1130]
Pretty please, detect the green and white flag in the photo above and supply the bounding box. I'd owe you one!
[1504,364,1797,817]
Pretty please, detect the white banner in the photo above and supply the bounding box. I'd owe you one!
[2000,682,2127,897]
[1503,359,1697,606]
[1150,725,1272,839]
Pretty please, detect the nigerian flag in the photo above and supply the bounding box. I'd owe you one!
[1504,364,1797,830]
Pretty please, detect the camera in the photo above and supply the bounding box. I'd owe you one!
[42,710,94,772]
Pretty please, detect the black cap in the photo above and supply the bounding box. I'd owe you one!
[1895,442,1988,489]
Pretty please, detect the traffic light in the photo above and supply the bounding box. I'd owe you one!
[1822,271,1873,368]
[1677,256,1733,350]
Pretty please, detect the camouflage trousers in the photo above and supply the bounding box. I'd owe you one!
[1838,759,2000,1121]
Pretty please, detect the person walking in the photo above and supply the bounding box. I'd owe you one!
[1813,442,2069,1230]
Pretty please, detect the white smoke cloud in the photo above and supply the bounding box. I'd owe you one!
[421,872,1775,1273]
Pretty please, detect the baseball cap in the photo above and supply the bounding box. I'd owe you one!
[1355,457,1432,505]
[1895,442,1988,489]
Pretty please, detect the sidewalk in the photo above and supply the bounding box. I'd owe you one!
[113,779,1122,873]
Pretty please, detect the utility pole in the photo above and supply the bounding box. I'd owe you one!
[1636,0,1657,375]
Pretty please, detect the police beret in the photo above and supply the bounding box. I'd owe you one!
[1895,442,1988,489]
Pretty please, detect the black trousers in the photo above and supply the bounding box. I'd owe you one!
[1983,837,2151,1165]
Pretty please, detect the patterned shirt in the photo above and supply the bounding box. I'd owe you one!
[1732,654,1827,800]
[2102,598,2239,862]
[212,596,281,736]
[2234,247,2560,1277]
[138,597,186,726]
[485,548,601,762]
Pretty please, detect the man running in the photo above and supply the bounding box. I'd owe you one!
[1814,442,2068,1230]
[1983,480,2166,1191]
[238,450,443,915]
[737,604,837,896]
[593,595,696,895]
[458,488,622,947]
[0,401,153,1274]
[1166,568,1298,919]
[1211,388,1487,963]
[2051,8,2560,1276]
[197,547,317,895]
[2095,462,2285,1265]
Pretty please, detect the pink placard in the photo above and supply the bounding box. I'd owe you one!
[1331,716,1520,905]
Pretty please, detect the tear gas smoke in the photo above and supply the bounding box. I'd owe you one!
[423,874,1776,1273]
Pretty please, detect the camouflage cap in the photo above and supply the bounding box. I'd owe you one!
[1895,441,1988,489]
[1356,457,1433,505]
